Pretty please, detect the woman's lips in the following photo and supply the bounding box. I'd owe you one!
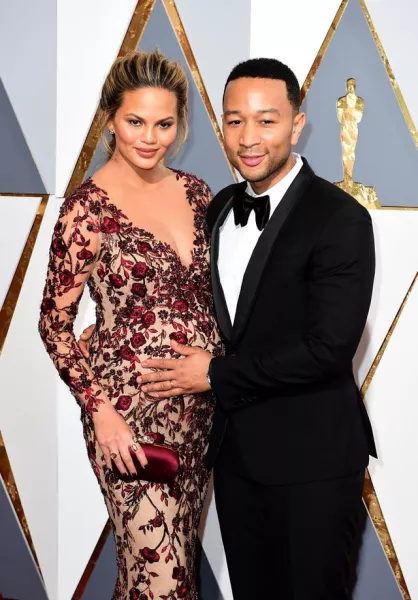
[239,155,265,167]
[135,148,158,158]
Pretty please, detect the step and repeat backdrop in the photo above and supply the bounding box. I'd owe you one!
[0,1,417,599]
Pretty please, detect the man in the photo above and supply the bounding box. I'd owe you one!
[81,58,376,599]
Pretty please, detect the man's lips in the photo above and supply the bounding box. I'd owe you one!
[239,155,265,167]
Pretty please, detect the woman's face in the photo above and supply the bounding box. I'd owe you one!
[109,87,179,170]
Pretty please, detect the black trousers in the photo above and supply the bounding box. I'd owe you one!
[213,465,365,600]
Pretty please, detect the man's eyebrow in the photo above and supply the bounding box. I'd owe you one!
[223,108,280,116]
[257,108,280,115]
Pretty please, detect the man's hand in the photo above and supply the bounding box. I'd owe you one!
[139,340,212,398]
[78,324,95,359]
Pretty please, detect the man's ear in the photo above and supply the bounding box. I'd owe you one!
[291,111,306,146]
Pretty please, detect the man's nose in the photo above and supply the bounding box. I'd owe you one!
[239,123,261,149]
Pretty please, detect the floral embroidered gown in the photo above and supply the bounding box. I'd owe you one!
[39,170,222,600]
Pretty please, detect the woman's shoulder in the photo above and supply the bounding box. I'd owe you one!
[171,168,212,198]
[59,177,107,220]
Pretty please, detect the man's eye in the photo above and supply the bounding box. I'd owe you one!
[261,120,274,125]
[228,120,241,125]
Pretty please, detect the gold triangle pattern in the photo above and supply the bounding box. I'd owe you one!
[0,433,41,573]
[359,0,417,149]
[0,196,48,352]
[65,0,157,197]
[301,0,349,102]
[71,521,112,600]
[301,1,417,596]
[0,194,48,576]
[161,0,236,181]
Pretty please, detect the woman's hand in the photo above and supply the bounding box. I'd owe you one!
[79,324,96,359]
[92,402,148,475]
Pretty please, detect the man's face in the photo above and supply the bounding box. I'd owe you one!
[222,78,305,188]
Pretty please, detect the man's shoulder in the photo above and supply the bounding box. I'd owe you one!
[310,174,371,221]
[206,182,242,232]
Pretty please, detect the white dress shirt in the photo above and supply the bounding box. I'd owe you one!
[218,153,303,323]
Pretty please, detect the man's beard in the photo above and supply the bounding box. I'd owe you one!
[244,150,292,183]
[229,146,293,183]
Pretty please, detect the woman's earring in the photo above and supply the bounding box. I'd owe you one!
[109,128,115,135]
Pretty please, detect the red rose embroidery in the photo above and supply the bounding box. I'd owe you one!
[130,307,143,319]
[87,441,96,459]
[142,311,156,328]
[169,331,187,345]
[132,262,148,279]
[59,367,71,385]
[52,237,67,258]
[137,241,152,254]
[101,217,119,234]
[59,269,74,287]
[173,300,188,313]
[177,582,189,598]
[152,515,163,527]
[41,297,56,314]
[129,589,141,600]
[109,273,124,288]
[201,320,213,338]
[115,395,132,411]
[131,333,146,348]
[119,345,135,361]
[169,482,181,500]
[172,566,186,581]
[77,248,94,260]
[140,547,160,563]
[131,283,147,297]
[97,267,105,280]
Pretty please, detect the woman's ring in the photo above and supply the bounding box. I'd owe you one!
[170,379,174,389]
[131,443,138,452]
[110,452,118,460]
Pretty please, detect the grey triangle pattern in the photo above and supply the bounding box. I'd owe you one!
[198,539,224,600]
[86,0,234,196]
[81,529,116,600]
[0,475,49,600]
[296,0,417,207]
[0,78,46,194]
[352,503,403,598]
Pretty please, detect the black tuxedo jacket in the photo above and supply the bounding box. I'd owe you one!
[205,159,377,485]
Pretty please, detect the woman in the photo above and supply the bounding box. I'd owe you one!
[39,50,222,600]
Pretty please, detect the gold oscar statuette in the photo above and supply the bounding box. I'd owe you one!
[335,78,381,209]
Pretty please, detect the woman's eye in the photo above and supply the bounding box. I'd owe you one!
[129,119,141,126]
[159,122,172,129]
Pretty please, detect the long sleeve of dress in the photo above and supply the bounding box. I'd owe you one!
[39,192,108,416]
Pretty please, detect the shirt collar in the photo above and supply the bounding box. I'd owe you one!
[246,153,303,213]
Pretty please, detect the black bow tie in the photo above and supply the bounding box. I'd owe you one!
[233,188,271,231]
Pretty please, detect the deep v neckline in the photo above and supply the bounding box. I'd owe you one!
[87,169,198,270]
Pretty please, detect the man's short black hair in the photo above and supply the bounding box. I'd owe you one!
[223,58,301,112]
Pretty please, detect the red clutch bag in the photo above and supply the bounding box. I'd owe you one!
[113,434,179,485]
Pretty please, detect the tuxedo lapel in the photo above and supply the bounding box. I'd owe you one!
[210,182,246,341]
[232,160,314,343]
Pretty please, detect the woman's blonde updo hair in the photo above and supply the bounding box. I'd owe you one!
[99,49,189,158]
